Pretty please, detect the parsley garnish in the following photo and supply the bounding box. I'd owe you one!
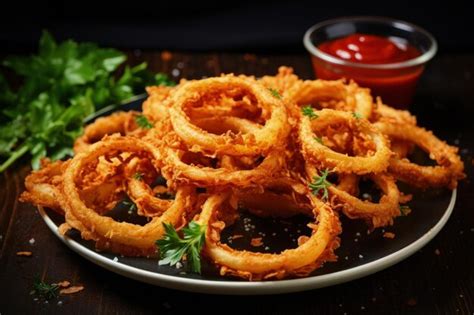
[352,112,363,120]
[132,172,143,180]
[31,277,59,300]
[0,31,174,173]
[400,205,411,216]
[268,88,282,99]
[314,136,324,145]
[135,115,153,129]
[156,221,206,273]
[302,106,318,120]
[309,168,332,201]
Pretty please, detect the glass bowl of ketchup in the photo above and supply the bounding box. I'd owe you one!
[303,16,437,108]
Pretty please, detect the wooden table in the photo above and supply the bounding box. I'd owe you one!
[1,52,473,314]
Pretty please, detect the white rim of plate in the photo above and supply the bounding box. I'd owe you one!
[38,189,456,295]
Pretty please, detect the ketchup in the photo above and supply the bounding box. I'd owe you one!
[313,33,423,108]
[319,33,420,64]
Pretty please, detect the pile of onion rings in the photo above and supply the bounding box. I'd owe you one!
[20,66,465,280]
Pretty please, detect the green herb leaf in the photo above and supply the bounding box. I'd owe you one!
[155,73,177,87]
[268,88,282,99]
[0,31,174,172]
[156,221,206,273]
[132,172,143,180]
[309,168,332,201]
[31,277,59,300]
[314,136,324,145]
[302,106,318,120]
[135,115,153,129]
[352,112,363,120]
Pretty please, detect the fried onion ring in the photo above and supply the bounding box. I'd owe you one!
[127,178,173,217]
[62,136,194,255]
[20,66,465,280]
[299,109,391,174]
[197,191,341,280]
[74,111,145,154]
[374,122,465,189]
[162,142,285,188]
[168,75,289,155]
[305,164,400,228]
[20,159,70,214]
[285,79,373,119]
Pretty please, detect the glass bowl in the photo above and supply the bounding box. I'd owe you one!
[303,16,437,108]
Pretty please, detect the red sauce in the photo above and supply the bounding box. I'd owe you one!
[319,33,420,64]
[313,33,423,108]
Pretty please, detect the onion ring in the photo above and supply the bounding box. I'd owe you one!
[74,111,145,154]
[20,159,70,214]
[62,136,194,255]
[161,141,285,188]
[306,164,400,228]
[127,177,173,217]
[142,86,173,123]
[285,79,373,119]
[374,122,465,189]
[197,191,341,280]
[299,109,391,174]
[168,75,289,156]
[20,66,465,280]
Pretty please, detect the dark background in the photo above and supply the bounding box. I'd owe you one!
[1,3,474,314]
[0,1,472,53]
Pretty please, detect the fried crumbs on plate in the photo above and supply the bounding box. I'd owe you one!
[250,237,263,247]
[56,280,71,288]
[60,285,84,295]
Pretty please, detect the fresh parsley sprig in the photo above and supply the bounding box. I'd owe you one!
[156,221,206,273]
[302,106,318,120]
[132,172,143,180]
[352,112,363,120]
[0,31,174,173]
[314,136,324,145]
[31,277,59,300]
[268,88,282,99]
[135,115,153,129]
[309,168,332,201]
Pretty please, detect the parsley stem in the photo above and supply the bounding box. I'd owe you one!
[0,144,29,173]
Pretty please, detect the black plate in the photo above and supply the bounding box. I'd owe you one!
[39,97,456,294]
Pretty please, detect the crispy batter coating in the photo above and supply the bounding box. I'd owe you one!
[20,67,464,280]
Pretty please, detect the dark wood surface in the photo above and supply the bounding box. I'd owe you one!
[1,52,473,314]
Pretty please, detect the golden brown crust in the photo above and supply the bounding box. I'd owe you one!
[20,66,464,281]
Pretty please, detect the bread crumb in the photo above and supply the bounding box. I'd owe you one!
[383,232,395,239]
[250,237,263,247]
[434,249,441,255]
[60,286,84,295]
[56,281,70,288]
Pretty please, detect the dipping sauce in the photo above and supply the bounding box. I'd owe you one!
[312,33,423,108]
[318,33,420,64]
